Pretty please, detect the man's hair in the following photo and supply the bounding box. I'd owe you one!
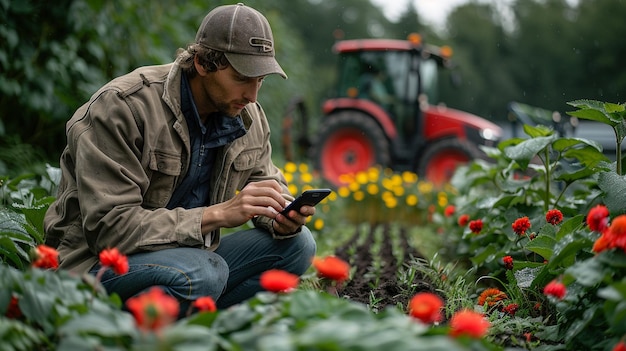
[177,43,229,78]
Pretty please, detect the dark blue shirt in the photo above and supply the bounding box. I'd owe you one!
[166,74,246,210]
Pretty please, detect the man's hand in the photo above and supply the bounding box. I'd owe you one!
[273,203,316,235]
[205,180,286,229]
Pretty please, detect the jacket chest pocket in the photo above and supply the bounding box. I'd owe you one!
[144,150,182,208]
[233,149,260,171]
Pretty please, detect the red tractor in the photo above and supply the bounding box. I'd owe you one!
[283,34,502,187]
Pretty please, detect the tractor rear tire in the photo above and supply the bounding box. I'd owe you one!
[416,138,481,187]
[310,111,390,186]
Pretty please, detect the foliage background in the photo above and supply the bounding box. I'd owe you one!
[1,0,625,173]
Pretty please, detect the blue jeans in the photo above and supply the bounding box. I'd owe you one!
[90,227,316,317]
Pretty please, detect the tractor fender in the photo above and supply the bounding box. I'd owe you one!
[422,105,502,141]
[322,98,397,139]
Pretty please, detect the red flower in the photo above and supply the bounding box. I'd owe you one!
[503,255,513,270]
[126,287,179,331]
[99,248,129,275]
[312,256,350,283]
[449,309,490,338]
[512,216,531,235]
[5,295,22,319]
[613,341,626,351]
[458,214,470,227]
[193,296,217,313]
[408,292,444,324]
[469,219,483,234]
[543,280,567,300]
[546,209,563,225]
[32,244,59,269]
[502,303,519,316]
[477,288,508,308]
[444,205,456,217]
[587,204,610,232]
[259,269,299,293]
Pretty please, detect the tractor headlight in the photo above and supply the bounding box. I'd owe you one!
[479,128,499,142]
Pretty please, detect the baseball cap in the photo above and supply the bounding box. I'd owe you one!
[195,3,287,79]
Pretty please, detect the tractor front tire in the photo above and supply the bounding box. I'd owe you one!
[416,138,481,187]
[310,111,390,186]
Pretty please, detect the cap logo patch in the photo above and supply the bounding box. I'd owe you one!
[249,37,273,52]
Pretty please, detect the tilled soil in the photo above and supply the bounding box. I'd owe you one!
[333,223,441,310]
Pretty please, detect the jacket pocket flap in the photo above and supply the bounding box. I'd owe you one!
[233,150,260,171]
[149,150,181,176]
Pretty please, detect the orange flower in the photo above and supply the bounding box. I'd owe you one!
[259,269,299,293]
[546,209,563,225]
[587,204,609,232]
[512,216,531,235]
[458,214,470,227]
[477,288,508,308]
[193,296,217,313]
[543,280,566,300]
[408,292,444,324]
[469,219,483,234]
[444,205,456,217]
[126,287,179,331]
[592,232,611,253]
[449,309,490,338]
[32,244,59,269]
[606,215,626,252]
[99,248,129,275]
[312,255,350,283]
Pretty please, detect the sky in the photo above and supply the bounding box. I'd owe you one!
[371,0,472,30]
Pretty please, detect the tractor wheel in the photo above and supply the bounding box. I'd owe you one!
[310,111,390,186]
[416,138,481,187]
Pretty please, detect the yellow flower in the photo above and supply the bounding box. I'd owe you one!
[366,183,379,195]
[298,163,309,173]
[284,162,297,173]
[384,197,398,208]
[301,172,313,184]
[367,167,380,182]
[382,191,395,202]
[437,192,448,207]
[313,218,324,230]
[338,187,351,198]
[328,192,338,201]
[355,172,369,185]
[390,174,402,187]
[393,186,405,197]
[402,171,418,183]
[381,178,394,190]
[353,191,365,201]
[418,181,433,194]
[406,194,418,206]
[288,184,298,195]
[348,181,360,192]
[284,172,293,183]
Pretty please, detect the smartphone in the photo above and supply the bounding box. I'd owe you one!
[281,189,332,215]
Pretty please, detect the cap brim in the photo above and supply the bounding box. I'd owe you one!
[225,52,287,79]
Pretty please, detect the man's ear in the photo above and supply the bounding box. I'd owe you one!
[194,55,207,76]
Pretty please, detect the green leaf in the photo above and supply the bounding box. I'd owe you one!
[504,135,556,169]
[525,235,556,260]
[597,171,626,213]
[555,215,584,241]
[565,257,605,287]
[470,244,498,265]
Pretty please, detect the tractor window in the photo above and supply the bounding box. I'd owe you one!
[419,58,439,103]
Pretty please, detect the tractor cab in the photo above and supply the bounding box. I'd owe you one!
[304,34,502,187]
[330,35,447,159]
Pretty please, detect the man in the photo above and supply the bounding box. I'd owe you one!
[44,3,316,315]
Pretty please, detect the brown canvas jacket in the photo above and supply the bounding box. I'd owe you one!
[43,60,292,274]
